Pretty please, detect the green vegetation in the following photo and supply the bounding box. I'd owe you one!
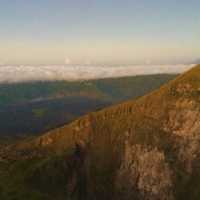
[0,74,176,106]
[0,157,67,200]
[32,108,48,118]
[0,74,176,137]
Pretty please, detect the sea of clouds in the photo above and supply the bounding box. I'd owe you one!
[0,64,195,83]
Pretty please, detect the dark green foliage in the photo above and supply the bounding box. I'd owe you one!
[0,74,176,137]
[0,74,176,106]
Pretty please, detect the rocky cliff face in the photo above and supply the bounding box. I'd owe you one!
[1,65,200,200]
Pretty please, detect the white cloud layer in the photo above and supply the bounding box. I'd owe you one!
[65,57,71,65]
[0,64,195,83]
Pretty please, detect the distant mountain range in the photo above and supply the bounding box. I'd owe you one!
[0,74,176,136]
[1,65,200,200]
[194,59,200,64]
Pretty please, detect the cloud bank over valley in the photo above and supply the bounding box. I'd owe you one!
[0,64,195,83]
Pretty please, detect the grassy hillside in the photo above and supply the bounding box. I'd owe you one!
[0,74,176,136]
[0,74,176,106]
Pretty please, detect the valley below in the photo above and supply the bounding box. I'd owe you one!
[0,74,176,137]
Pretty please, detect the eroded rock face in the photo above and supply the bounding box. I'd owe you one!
[163,98,200,137]
[163,97,200,173]
[175,83,194,95]
[116,142,174,200]
[176,134,200,173]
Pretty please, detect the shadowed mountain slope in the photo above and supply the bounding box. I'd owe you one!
[0,74,176,136]
[1,65,200,200]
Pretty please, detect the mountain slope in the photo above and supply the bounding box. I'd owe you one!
[0,74,176,106]
[0,74,176,136]
[1,65,200,200]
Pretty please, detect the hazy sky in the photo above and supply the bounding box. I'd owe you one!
[0,0,199,65]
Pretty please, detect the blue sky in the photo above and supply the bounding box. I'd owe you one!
[0,0,199,65]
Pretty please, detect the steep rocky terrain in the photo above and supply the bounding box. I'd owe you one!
[0,65,200,200]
